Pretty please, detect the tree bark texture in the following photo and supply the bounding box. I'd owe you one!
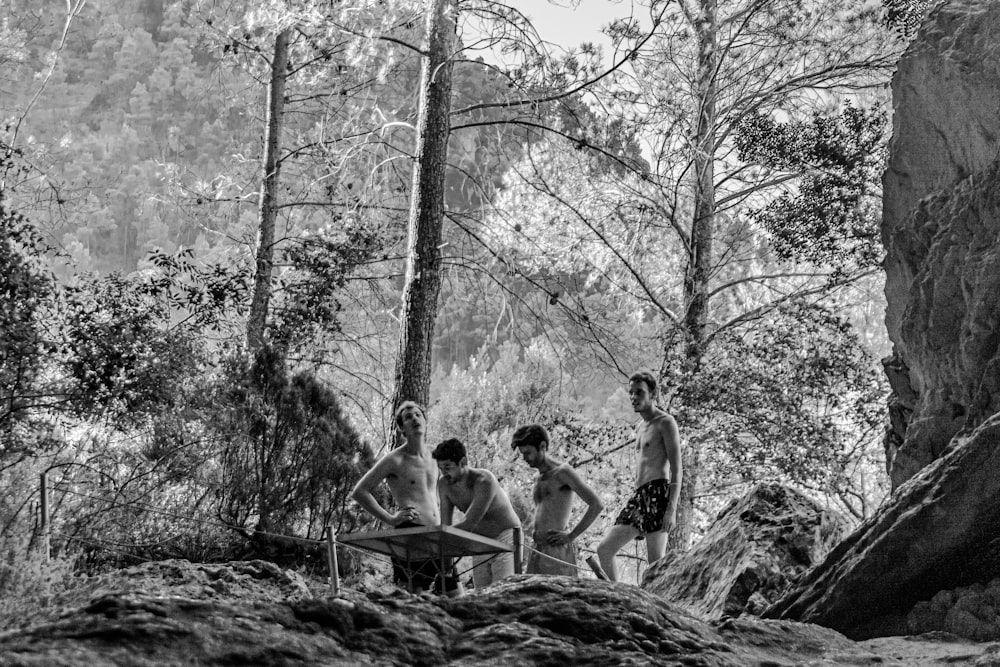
[247,29,290,354]
[390,0,456,415]
[672,0,718,549]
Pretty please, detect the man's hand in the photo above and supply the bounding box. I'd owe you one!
[545,529,573,546]
[390,506,420,526]
[662,508,677,532]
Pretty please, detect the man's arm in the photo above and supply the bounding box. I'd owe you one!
[351,456,405,526]
[546,467,605,545]
[454,471,497,532]
[659,415,682,531]
[439,479,455,526]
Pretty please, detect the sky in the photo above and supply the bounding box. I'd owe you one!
[510,0,628,50]
[473,0,640,65]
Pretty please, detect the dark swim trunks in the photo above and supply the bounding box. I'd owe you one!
[614,479,673,538]
[391,521,459,593]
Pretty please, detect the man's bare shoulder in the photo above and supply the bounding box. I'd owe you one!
[651,410,677,428]
[651,410,680,444]
[549,463,577,484]
[470,468,498,485]
[379,448,409,468]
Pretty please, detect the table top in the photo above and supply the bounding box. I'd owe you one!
[337,524,513,560]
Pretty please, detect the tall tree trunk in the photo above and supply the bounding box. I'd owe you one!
[247,29,290,355]
[672,0,718,549]
[390,0,456,415]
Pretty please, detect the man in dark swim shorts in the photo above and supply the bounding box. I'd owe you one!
[614,478,674,536]
[597,371,682,582]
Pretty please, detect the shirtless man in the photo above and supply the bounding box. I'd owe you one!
[351,401,445,592]
[512,423,604,576]
[596,371,682,582]
[433,438,522,590]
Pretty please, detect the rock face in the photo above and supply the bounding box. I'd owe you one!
[765,414,1000,639]
[2,559,997,666]
[769,0,1000,642]
[908,577,1000,640]
[642,484,845,620]
[881,0,1000,487]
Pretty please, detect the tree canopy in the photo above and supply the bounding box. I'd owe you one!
[0,0,906,582]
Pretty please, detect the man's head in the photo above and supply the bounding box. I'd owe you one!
[628,370,657,413]
[511,423,549,469]
[394,401,425,436]
[432,438,468,483]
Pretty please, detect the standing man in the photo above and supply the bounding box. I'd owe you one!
[351,401,445,592]
[597,371,682,582]
[433,438,522,590]
[512,423,604,576]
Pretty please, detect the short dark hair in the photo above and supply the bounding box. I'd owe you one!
[511,424,549,451]
[432,438,466,464]
[629,370,657,395]
[394,401,424,429]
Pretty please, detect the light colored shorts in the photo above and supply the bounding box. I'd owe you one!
[526,540,578,576]
[472,528,515,589]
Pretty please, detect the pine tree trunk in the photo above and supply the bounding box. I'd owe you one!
[672,0,718,549]
[247,29,290,354]
[390,0,456,414]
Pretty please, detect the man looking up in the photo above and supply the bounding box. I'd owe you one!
[512,423,604,576]
[597,371,682,582]
[433,438,521,590]
[351,401,443,592]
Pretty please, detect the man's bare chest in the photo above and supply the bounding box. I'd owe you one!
[637,422,662,452]
[447,484,476,510]
[534,476,569,503]
[388,466,436,491]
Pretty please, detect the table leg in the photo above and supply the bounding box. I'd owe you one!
[513,526,523,574]
[440,536,446,595]
[325,526,339,595]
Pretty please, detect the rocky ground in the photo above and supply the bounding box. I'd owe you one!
[1,559,999,666]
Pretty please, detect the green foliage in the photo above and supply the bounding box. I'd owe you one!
[4,1,260,274]
[37,427,244,569]
[215,346,372,538]
[271,219,384,351]
[0,0,902,572]
[429,339,564,453]
[735,105,886,271]
[882,0,932,36]
[669,301,887,514]
[0,530,78,628]
[62,272,206,425]
[0,459,79,628]
[0,183,62,460]
[147,247,250,331]
[0,206,54,382]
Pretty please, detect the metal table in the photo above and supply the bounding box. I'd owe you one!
[336,524,522,592]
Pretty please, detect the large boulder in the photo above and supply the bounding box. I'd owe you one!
[769,0,1000,642]
[881,0,1000,487]
[908,577,1000,640]
[2,559,997,666]
[765,414,1000,639]
[642,483,846,619]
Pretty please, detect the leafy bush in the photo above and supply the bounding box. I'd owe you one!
[62,273,207,425]
[668,300,889,520]
[0,195,60,461]
[0,460,78,629]
[214,346,373,540]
